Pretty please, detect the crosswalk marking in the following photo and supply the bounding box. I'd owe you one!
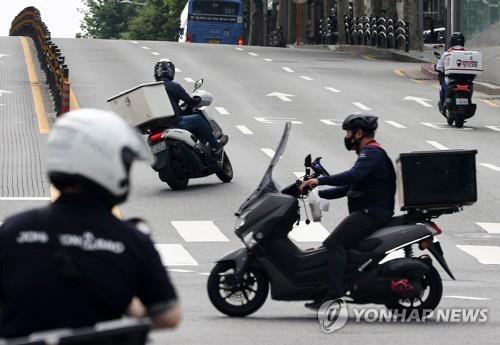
[215,107,229,115]
[261,148,275,158]
[426,140,449,150]
[456,245,500,265]
[477,223,500,234]
[171,221,229,242]
[236,125,253,135]
[320,119,341,126]
[479,163,500,172]
[385,121,406,129]
[325,87,340,93]
[155,244,198,266]
[353,102,371,111]
[289,222,330,242]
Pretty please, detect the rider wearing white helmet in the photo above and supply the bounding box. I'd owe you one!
[0,109,180,338]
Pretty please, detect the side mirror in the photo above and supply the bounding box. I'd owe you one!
[194,78,203,91]
[305,154,312,168]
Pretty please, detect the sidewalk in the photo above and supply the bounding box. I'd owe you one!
[294,43,500,95]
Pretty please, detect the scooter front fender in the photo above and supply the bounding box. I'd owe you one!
[216,247,249,277]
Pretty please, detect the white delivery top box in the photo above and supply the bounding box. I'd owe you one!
[107,82,175,130]
[444,50,483,76]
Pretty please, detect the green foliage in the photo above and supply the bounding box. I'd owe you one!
[80,0,186,41]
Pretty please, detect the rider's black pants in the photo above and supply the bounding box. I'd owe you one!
[323,210,391,298]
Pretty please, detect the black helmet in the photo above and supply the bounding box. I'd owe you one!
[450,32,465,47]
[154,59,175,81]
[342,113,378,132]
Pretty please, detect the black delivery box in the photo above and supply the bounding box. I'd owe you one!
[396,149,477,210]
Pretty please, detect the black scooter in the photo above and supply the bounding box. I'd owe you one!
[434,52,477,128]
[207,123,455,317]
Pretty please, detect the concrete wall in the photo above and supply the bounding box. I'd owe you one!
[467,22,500,85]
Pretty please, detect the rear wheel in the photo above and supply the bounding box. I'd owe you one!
[384,264,442,318]
[207,262,268,317]
[215,153,233,183]
[158,153,189,190]
[454,115,465,128]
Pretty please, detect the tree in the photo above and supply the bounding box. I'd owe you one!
[80,0,138,39]
[128,0,185,41]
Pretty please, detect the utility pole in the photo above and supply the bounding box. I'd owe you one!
[337,0,348,44]
[404,0,423,50]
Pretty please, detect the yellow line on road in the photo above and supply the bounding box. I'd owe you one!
[393,69,405,77]
[413,79,424,84]
[482,99,499,108]
[20,37,49,134]
[363,55,377,61]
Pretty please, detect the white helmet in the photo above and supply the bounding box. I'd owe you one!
[47,108,154,205]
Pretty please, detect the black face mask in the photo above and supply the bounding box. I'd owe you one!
[344,130,362,152]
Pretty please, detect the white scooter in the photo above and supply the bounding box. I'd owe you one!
[108,79,233,190]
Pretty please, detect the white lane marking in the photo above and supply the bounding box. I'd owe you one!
[294,172,304,179]
[479,163,500,172]
[426,141,449,150]
[155,244,198,266]
[261,148,275,158]
[0,197,51,201]
[385,120,406,129]
[236,125,253,135]
[477,223,500,234]
[215,107,229,115]
[325,87,340,93]
[248,52,258,56]
[264,58,273,62]
[197,272,210,276]
[353,102,371,111]
[282,67,294,73]
[130,41,138,44]
[0,90,14,97]
[184,77,195,83]
[444,295,491,301]
[175,67,182,73]
[266,92,295,102]
[300,76,313,81]
[255,117,302,124]
[486,126,500,131]
[0,104,4,107]
[404,96,433,107]
[0,54,10,59]
[422,122,442,129]
[235,47,244,51]
[168,269,195,273]
[289,222,330,242]
[152,52,160,56]
[456,245,500,265]
[141,46,150,50]
[320,119,341,126]
[171,221,229,242]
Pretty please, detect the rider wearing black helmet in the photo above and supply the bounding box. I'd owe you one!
[436,32,466,113]
[154,59,227,156]
[300,113,396,309]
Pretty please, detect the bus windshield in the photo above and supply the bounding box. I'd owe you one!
[192,1,239,16]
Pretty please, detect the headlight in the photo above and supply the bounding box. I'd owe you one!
[235,217,246,230]
[242,231,257,249]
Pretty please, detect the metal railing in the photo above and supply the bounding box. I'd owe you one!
[344,16,410,52]
[9,7,70,115]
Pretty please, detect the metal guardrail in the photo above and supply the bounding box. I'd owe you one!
[9,6,70,115]
[344,16,410,52]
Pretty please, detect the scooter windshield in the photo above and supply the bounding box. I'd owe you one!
[237,122,291,214]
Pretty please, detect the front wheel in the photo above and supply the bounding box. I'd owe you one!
[215,153,233,183]
[207,262,269,317]
[384,264,442,317]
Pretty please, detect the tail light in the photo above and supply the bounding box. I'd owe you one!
[391,279,414,293]
[428,221,443,235]
[186,32,192,43]
[148,131,163,143]
[237,37,245,46]
[454,84,471,92]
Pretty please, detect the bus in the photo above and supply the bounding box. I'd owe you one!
[178,0,245,45]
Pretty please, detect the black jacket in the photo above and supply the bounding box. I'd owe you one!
[162,78,200,118]
[317,141,396,219]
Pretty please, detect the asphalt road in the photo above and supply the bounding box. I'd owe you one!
[3,37,500,343]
